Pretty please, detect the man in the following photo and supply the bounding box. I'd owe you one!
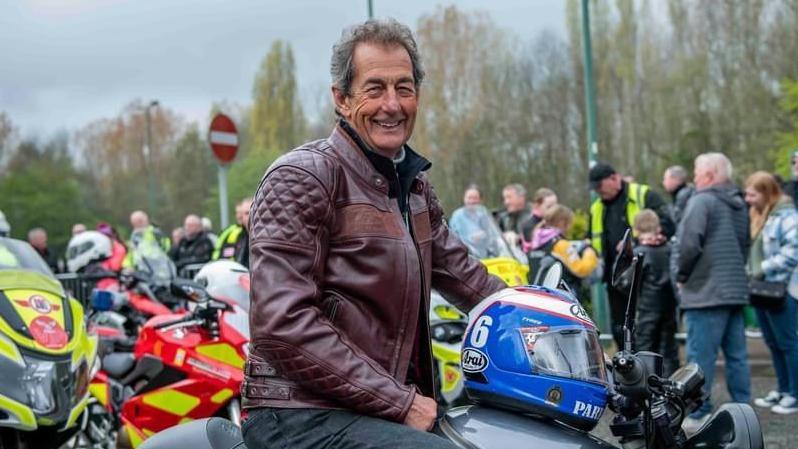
[449,185,498,258]
[497,183,531,235]
[170,215,214,270]
[588,162,675,347]
[242,19,505,449]
[234,198,252,267]
[662,165,695,225]
[212,198,252,266]
[782,149,798,208]
[123,210,170,267]
[28,227,59,273]
[676,152,750,430]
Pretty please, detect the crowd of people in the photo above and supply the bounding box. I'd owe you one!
[449,150,798,430]
[0,196,254,276]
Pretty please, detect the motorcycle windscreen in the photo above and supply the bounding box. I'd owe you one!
[449,205,515,260]
[519,326,608,386]
[133,238,176,286]
[207,272,250,311]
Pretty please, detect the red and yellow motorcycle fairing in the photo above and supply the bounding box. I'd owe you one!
[117,309,247,447]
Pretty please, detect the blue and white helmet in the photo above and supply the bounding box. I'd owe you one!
[462,286,609,430]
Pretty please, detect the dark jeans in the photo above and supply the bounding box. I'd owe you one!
[636,304,679,376]
[684,306,751,417]
[755,297,798,398]
[242,407,458,449]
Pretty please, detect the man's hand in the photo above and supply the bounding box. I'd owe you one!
[404,394,437,431]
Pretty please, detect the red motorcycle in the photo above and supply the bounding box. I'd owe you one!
[86,261,250,449]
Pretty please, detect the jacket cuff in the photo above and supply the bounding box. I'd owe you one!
[395,386,416,423]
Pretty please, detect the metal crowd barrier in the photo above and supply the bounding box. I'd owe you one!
[55,273,94,307]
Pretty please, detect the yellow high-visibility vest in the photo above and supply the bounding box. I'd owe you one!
[590,183,648,254]
[212,224,244,260]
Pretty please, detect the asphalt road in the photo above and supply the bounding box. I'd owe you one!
[592,337,795,448]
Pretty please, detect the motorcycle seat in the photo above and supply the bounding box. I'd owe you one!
[103,352,136,379]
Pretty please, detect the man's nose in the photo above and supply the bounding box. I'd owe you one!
[382,88,401,113]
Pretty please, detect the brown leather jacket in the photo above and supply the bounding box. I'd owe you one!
[243,124,505,423]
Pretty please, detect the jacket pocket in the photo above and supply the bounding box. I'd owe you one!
[322,294,341,323]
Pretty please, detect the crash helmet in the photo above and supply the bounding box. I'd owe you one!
[66,230,112,273]
[194,260,250,310]
[462,286,609,431]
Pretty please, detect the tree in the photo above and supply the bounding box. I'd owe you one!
[225,40,307,212]
[0,135,96,252]
[74,100,185,232]
[774,78,798,177]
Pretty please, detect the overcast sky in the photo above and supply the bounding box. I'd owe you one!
[1,0,566,138]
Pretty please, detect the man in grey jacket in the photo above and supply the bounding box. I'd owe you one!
[676,152,751,430]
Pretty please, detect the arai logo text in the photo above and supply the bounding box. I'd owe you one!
[461,348,489,372]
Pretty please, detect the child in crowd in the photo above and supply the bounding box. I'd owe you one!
[633,209,679,375]
[529,205,598,295]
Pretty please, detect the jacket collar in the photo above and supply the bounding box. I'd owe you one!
[328,120,431,201]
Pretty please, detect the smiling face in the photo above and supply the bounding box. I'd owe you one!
[333,42,419,158]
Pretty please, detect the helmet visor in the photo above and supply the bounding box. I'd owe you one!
[519,326,607,385]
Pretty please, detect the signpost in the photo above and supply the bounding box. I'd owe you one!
[208,113,239,229]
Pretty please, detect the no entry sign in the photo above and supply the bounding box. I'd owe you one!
[208,113,239,164]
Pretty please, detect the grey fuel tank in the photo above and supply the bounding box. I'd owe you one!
[435,405,617,449]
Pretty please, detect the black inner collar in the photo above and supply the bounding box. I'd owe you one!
[339,120,430,214]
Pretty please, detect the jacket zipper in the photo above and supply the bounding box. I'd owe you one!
[404,191,435,400]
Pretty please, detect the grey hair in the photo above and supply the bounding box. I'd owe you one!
[503,183,527,198]
[695,152,733,182]
[331,19,425,96]
[665,165,688,182]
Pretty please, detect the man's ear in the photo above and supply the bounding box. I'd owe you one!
[332,86,350,119]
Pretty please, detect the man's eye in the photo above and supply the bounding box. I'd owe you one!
[398,86,415,96]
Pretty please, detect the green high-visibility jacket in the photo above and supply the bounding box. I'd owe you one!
[212,224,244,260]
[590,183,648,254]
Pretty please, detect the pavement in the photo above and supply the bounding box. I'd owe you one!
[592,336,796,448]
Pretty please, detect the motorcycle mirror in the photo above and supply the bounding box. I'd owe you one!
[541,262,563,290]
[170,279,208,303]
[611,229,645,353]
[611,229,635,289]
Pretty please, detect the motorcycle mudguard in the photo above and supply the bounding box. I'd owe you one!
[684,403,763,449]
[435,405,616,449]
[138,418,245,449]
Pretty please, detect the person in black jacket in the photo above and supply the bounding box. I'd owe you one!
[27,227,60,273]
[588,163,675,347]
[171,214,214,270]
[632,210,678,376]
[662,165,695,226]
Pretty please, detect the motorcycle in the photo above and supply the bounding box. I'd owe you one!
[432,204,528,406]
[137,230,763,449]
[0,237,100,449]
[88,260,250,448]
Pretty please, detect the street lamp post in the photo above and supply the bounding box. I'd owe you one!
[143,100,159,217]
[367,0,374,19]
[580,0,611,337]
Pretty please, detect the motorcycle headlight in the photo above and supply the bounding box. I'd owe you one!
[21,359,58,414]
